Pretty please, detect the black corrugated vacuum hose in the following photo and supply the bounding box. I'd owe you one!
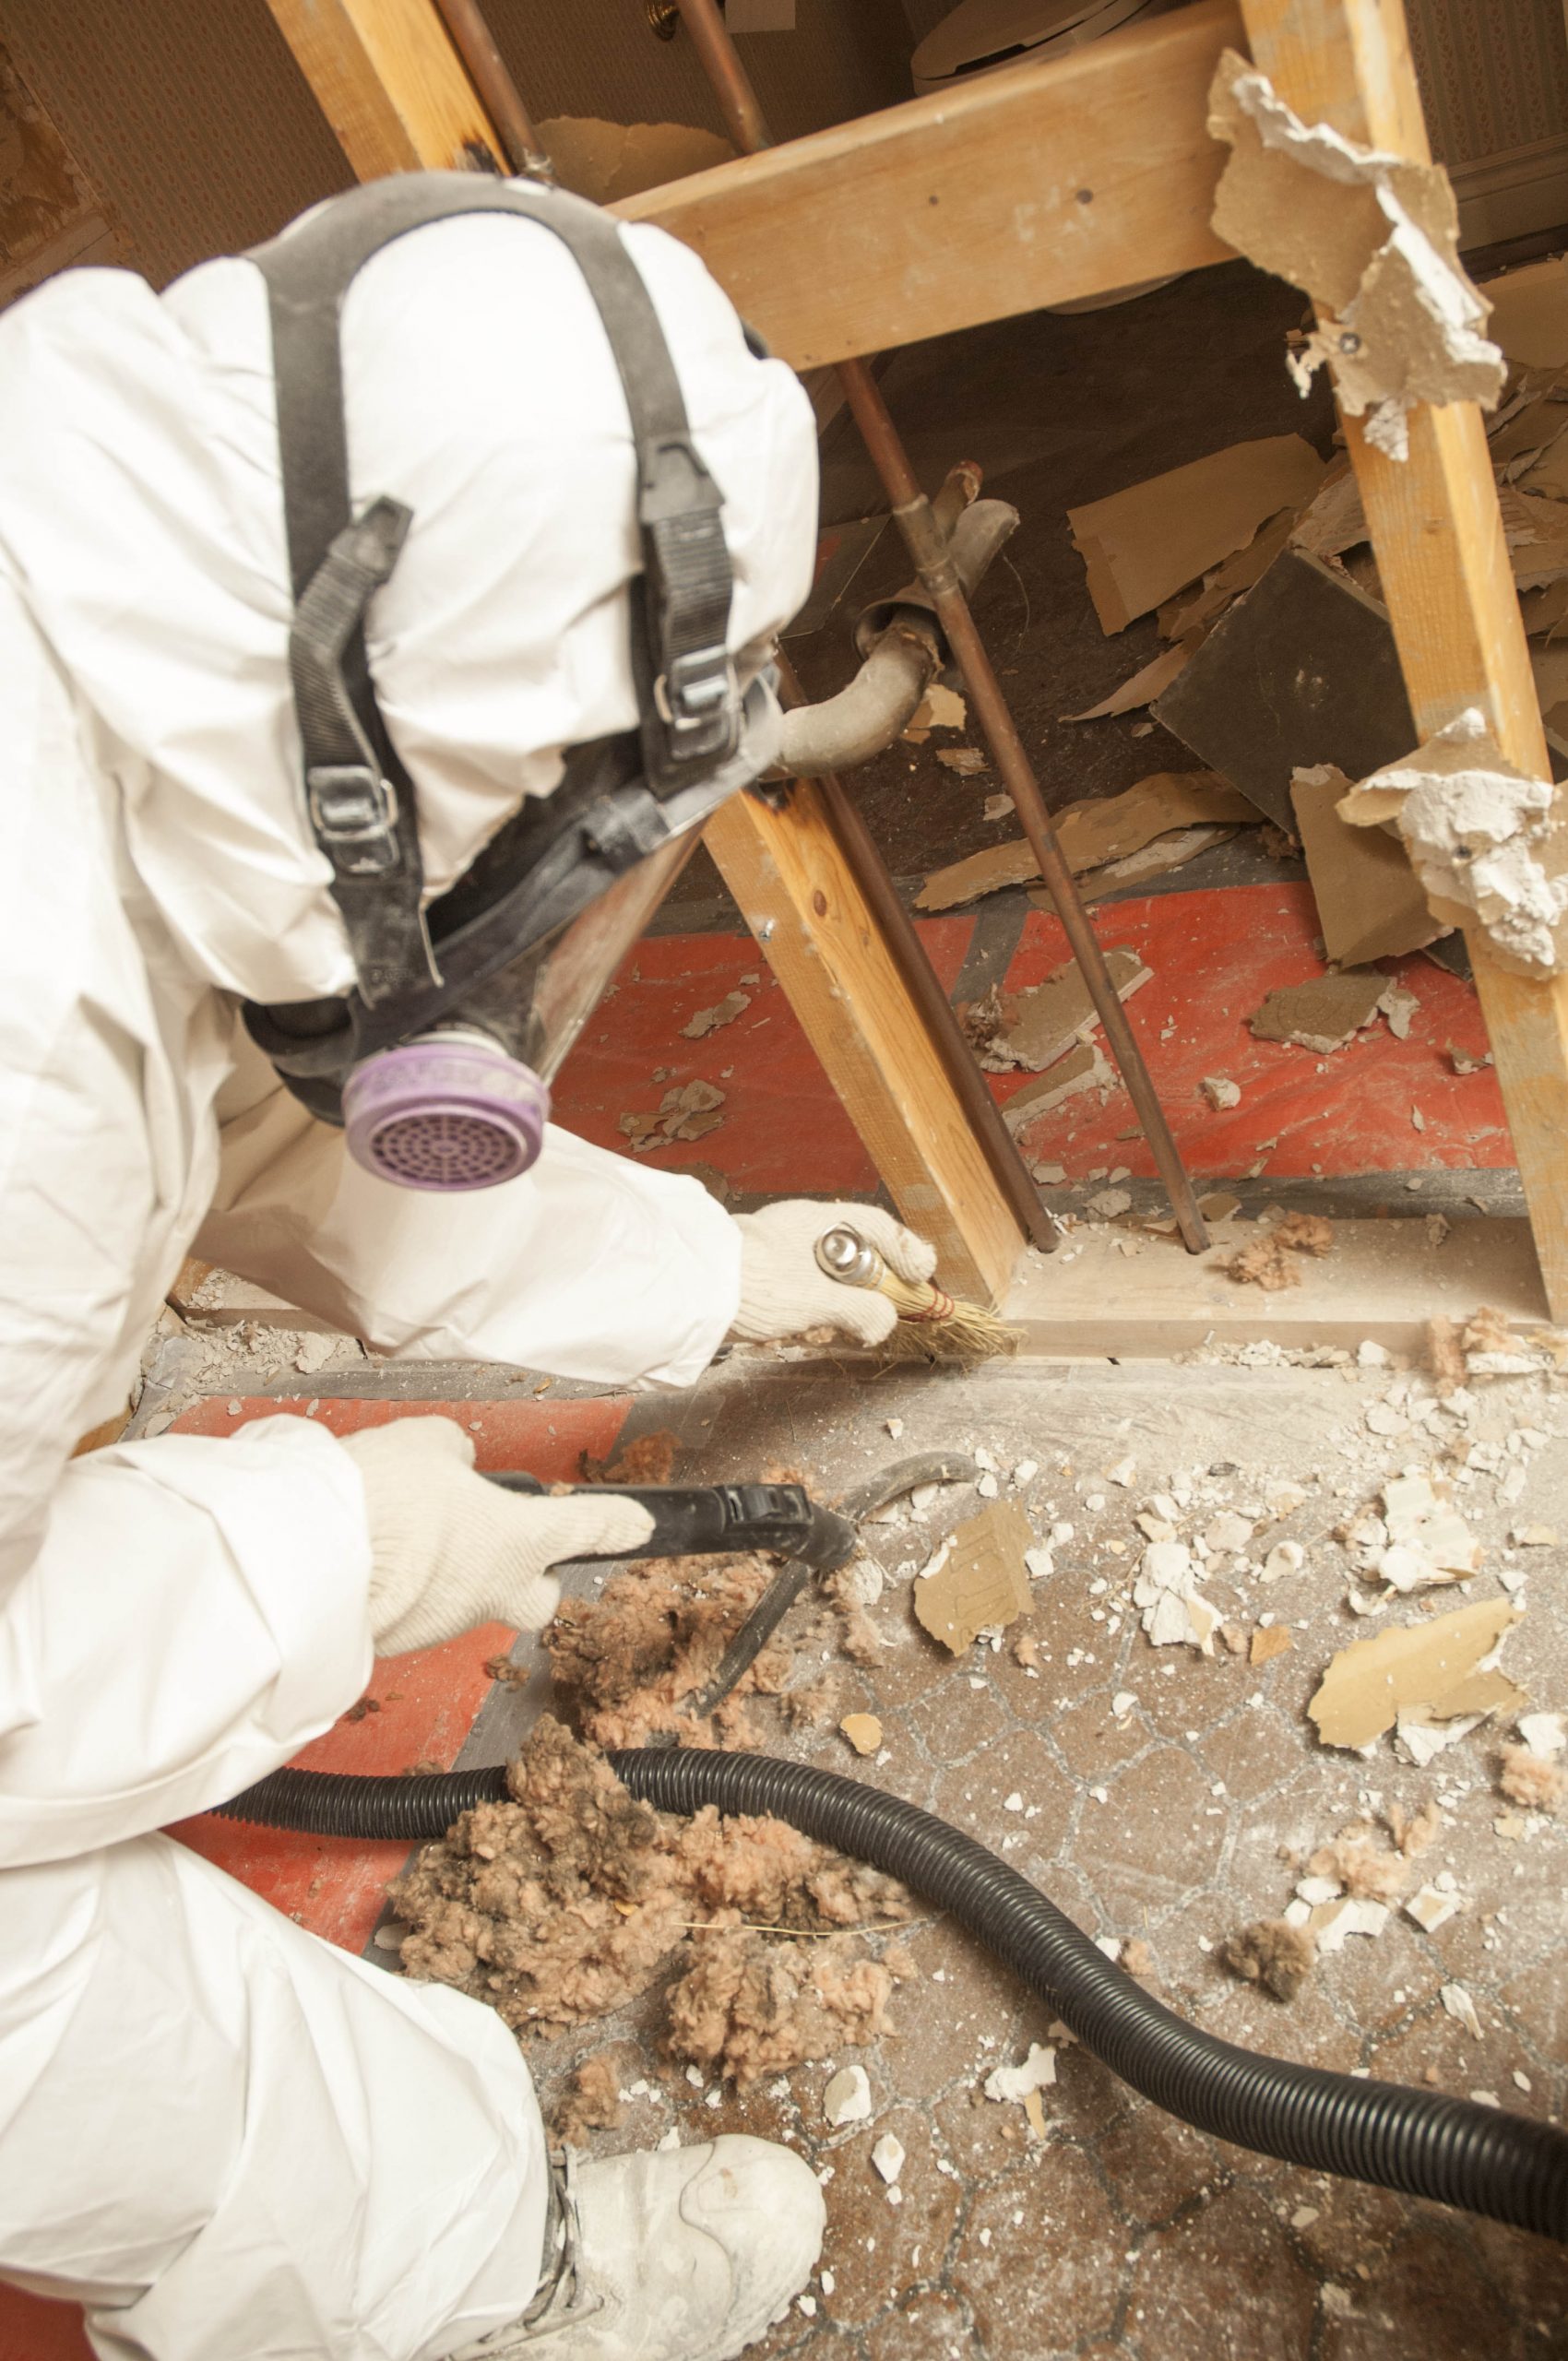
[219,1750,1568,2243]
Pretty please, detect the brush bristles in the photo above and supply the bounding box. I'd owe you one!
[877,1270,1023,1361]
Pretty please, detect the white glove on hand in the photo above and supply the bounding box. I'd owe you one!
[341,1418,655,1655]
[730,1201,938,1346]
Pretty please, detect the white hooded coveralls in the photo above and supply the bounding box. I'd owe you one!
[0,202,817,2360]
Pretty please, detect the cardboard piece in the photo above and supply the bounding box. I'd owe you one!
[1499,486,1568,592]
[912,1501,1034,1655]
[967,947,1151,1074]
[1308,1597,1520,1750]
[1249,969,1389,1052]
[1029,823,1240,915]
[1155,548,1416,830]
[1158,504,1298,641]
[1289,763,1443,967]
[916,772,1251,911]
[1063,640,1192,720]
[539,117,734,205]
[1067,434,1327,636]
[1483,256,1568,369]
[1002,1044,1111,1133]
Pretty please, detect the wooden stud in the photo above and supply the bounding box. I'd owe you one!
[1241,0,1568,1320]
[615,0,1241,367]
[703,785,1022,1305]
[262,0,503,180]
[257,0,1029,1301]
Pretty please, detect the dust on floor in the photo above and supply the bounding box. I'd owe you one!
[396,1352,1568,2361]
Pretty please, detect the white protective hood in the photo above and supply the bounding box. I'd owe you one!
[0,202,818,1006]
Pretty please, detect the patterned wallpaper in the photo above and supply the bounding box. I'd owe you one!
[0,0,917,291]
[1406,0,1568,170]
[0,0,353,287]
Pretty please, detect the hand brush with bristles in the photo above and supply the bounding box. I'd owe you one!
[814,1223,1022,1362]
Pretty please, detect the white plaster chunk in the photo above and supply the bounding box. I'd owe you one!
[1339,710,1568,977]
[823,2065,873,2127]
[984,2044,1057,2104]
[870,2134,905,2186]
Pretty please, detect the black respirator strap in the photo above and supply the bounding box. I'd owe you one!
[246,172,738,1005]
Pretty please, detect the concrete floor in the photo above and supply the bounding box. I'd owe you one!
[468,1352,1568,2361]
[179,1347,1550,2361]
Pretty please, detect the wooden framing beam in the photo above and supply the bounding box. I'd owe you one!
[1241,0,1568,1321]
[259,0,1028,1303]
[265,0,503,179]
[617,0,1242,368]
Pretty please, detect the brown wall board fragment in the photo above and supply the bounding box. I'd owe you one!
[1154,548,1417,830]
[1289,763,1442,968]
[1308,1597,1520,1750]
[1066,434,1327,636]
[916,773,1251,911]
[912,1501,1033,1655]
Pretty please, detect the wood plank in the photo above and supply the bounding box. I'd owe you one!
[1241,0,1568,1323]
[258,0,1028,1306]
[1004,1215,1549,1357]
[614,0,1242,369]
[703,785,1022,1305]
[262,0,502,180]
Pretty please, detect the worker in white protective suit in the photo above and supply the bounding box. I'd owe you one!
[0,174,939,2361]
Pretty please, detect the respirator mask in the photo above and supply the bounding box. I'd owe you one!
[241,172,778,1191]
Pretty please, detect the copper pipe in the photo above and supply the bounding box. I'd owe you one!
[837,368,1209,1253]
[674,0,774,153]
[672,0,1209,1253]
[431,0,557,179]
[773,652,1058,1254]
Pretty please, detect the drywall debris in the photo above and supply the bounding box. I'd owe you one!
[870,2132,906,2186]
[1067,433,1326,634]
[1003,1045,1112,1133]
[1202,1075,1241,1109]
[1133,1537,1218,1654]
[982,793,1014,823]
[1252,1625,1293,1664]
[1159,504,1299,641]
[984,2043,1057,2104]
[1218,1918,1315,2001]
[911,1501,1034,1655]
[1290,460,1369,562]
[1312,1896,1390,1952]
[1290,763,1443,966]
[911,682,967,733]
[1405,1883,1461,1932]
[1308,1596,1520,1750]
[1207,52,1504,462]
[1441,1982,1483,2041]
[839,1714,884,1758]
[682,990,751,1039]
[1517,1711,1567,1758]
[1249,969,1390,1052]
[1262,1539,1305,1583]
[824,2064,873,2127]
[1338,709,1568,977]
[937,746,988,776]
[619,1079,727,1153]
[962,948,1151,1074]
[916,771,1251,911]
[1089,1187,1133,1218]
[1206,1510,1255,1554]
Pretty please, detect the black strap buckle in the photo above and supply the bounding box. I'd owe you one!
[306,764,402,877]
[654,645,739,753]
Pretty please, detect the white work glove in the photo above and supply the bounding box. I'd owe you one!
[340,1418,654,1655]
[730,1200,937,1346]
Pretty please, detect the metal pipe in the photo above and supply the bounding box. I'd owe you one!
[431,0,558,179]
[778,628,938,776]
[779,497,1018,776]
[671,0,1209,1253]
[772,651,1059,1255]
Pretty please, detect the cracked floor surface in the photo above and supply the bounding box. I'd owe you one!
[483,1350,1568,2360]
